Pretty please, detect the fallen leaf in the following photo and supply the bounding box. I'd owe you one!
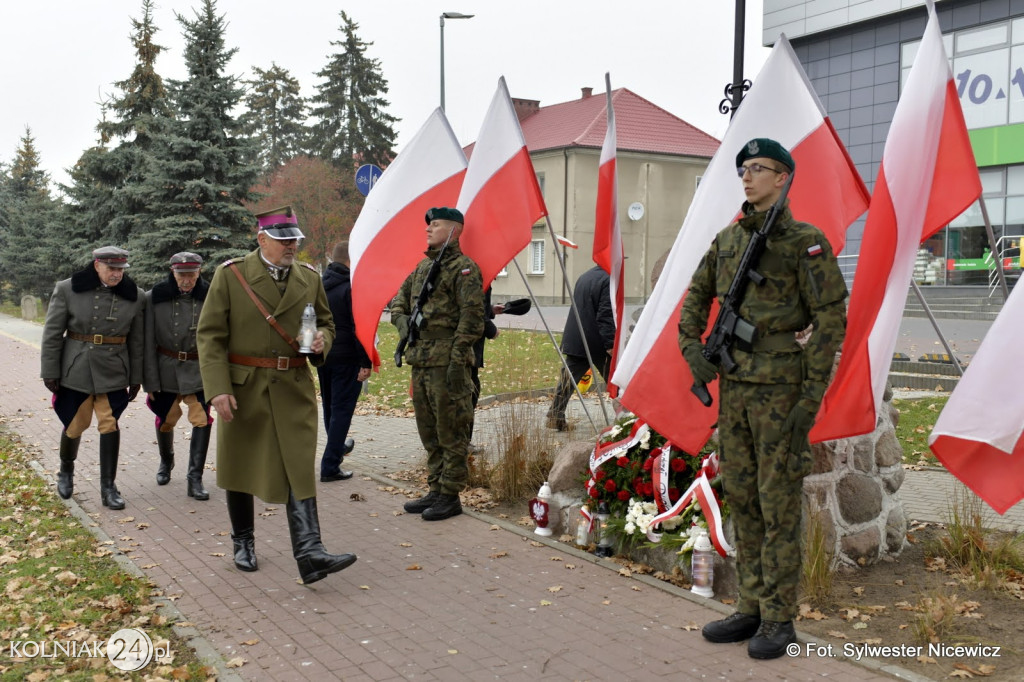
[489,551,508,559]
[852,622,868,630]
[539,599,552,606]
[359,585,370,590]
[406,564,422,571]
[547,586,562,593]
[447,649,458,654]
[225,657,246,668]
[399,542,412,548]
[349,493,364,502]
[852,586,865,596]
[241,639,259,646]
[827,630,848,639]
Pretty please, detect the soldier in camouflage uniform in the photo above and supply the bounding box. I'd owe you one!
[391,207,484,521]
[678,139,847,660]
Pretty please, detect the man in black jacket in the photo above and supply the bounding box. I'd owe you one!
[546,265,615,430]
[318,240,372,482]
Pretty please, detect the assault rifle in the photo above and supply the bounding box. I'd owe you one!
[691,169,795,407]
[394,226,456,368]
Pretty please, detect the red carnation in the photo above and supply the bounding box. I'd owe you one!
[670,458,687,472]
[669,487,680,502]
[604,479,617,492]
[616,456,629,468]
[617,490,631,501]
[589,487,600,499]
[595,469,606,481]
[642,458,655,471]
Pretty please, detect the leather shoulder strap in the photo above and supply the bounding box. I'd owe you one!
[226,263,300,352]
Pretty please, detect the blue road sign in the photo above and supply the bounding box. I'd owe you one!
[355,163,383,197]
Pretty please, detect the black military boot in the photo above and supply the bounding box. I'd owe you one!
[421,493,462,521]
[186,426,211,501]
[702,612,761,643]
[56,431,80,499]
[99,431,125,510]
[286,491,357,584]
[403,490,440,514]
[226,490,257,572]
[155,428,174,485]
[747,620,796,659]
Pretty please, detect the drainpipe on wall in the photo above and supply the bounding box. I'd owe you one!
[562,147,570,304]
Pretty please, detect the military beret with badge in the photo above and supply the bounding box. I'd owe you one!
[425,207,464,225]
[736,137,795,173]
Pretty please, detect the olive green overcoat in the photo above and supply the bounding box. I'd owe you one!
[197,250,334,503]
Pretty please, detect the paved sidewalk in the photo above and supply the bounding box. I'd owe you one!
[0,315,917,681]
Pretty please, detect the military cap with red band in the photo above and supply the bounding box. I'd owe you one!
[255,204,305,240]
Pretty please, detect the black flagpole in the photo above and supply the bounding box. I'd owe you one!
[720,0,752,119]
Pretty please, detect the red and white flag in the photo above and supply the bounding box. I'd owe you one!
[555,234,578,249]
[593,73,625,398]
[812,0,981,442]
[611,36,869,453]
[349,108,467,368]
[929,282,1024,514]
[458,77,548,288]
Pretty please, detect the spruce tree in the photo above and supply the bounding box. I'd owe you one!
[308,11,398,170]
[135,0,260,285]
[241,64,309,176]
[62,0,173,254]
[0,129,65,300]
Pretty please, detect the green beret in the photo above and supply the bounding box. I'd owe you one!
[736,138,795,173]
[425,207,464,225]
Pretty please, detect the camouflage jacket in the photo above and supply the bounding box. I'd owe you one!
[679,202,847,404]
[391,243,484,368]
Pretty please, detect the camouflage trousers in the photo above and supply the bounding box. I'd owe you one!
[719,378,809,622]
[411,365,473,496]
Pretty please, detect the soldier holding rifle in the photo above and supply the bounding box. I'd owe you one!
[391,207,483,521]
[678,139,847,659]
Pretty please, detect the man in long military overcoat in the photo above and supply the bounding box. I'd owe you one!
[143,252,212,500]
[679,139,847,659]
[197,206,357,584]
[40,246,145,510]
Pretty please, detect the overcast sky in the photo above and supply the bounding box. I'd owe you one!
[0,1,769,191]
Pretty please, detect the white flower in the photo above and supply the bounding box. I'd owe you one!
[608,425,622,439]
[624,522,637,535]
[639,430,651,450]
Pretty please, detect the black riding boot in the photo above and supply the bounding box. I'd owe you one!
[186,426,211,500]
[155,428,174,485]
[286,491,357,584]
[226,490,257,572]
[57,431,80,499]
[99,431,125,510]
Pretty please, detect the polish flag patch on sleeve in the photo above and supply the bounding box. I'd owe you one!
[807,244,823,257]
[460,268,472,275]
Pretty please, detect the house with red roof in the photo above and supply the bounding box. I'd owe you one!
[480,86,719,304]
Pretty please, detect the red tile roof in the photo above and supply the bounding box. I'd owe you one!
[467,88,720,158]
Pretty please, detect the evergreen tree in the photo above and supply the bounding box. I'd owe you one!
[62,0,173,253]
[241,63,309,175]
[135,0,260,286]
[308,11,398,170]
[0,129,65,300]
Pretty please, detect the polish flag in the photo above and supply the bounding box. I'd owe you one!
[458,77,548,288]
[611,36,869,453]
[811,1,981,442]
[556,234,579,249]
[349,109,467,368]
[593,73,625,398]
[929,282,1024,514]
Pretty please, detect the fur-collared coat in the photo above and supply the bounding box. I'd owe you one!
[40,266,146,394]
[143,273,209,395]
[197,250,334,503]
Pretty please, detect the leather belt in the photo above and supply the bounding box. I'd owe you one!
[158,346,198,361]
[228,353,306,370]
[68,332,127,345]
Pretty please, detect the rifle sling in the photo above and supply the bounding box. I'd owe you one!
[226,263,301,353]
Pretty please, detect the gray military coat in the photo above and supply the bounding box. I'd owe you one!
[197,250,334,504]
[40,266,145,394]
[143,274,208,395]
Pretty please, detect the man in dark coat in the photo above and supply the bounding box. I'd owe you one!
[317,239,372,482]
[546,265,615,430]
[143,252,212,500]
[197,205,356,584]
[40,246,145,510]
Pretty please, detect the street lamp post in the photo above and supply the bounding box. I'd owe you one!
[440,11,474,111]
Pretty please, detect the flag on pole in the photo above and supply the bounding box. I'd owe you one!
[811,0,981,442]
[458,77,548,288]
[593,73,625,398]
[611,35,869,453]
[929,282,1024,514]
[349,109,468,368]
[555,234,578,249]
